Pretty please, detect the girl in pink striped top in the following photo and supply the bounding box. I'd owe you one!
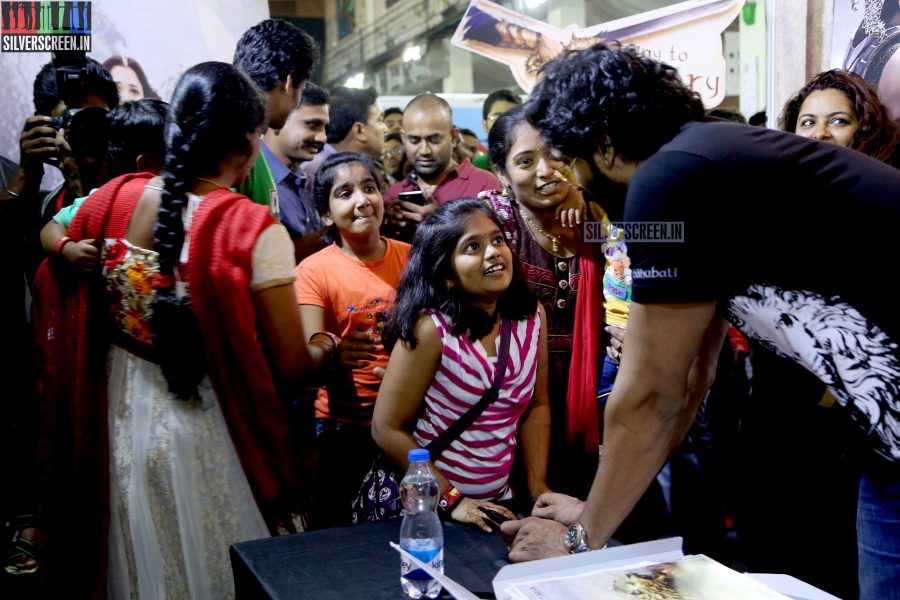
[373,198,551,531]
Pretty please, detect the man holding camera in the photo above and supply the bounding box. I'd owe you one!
[0,51,117,583]
[11,57,118,228]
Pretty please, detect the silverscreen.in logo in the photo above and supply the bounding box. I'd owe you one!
[583,221,684,244]
[1,1,91,52]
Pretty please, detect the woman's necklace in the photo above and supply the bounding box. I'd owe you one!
[519,206,562,253]
[196,177,226,189]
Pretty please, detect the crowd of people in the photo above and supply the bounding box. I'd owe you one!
[2,16,898,600]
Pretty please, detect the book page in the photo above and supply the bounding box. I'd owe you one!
[505,555,791,599]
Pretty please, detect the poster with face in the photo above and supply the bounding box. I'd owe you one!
[0,0,269,165]
[451,0,744,108]
[833,0,900,118]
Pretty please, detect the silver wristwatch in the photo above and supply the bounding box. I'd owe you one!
[563,521,591,554]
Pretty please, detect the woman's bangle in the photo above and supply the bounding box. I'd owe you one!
[5,188,21,198]
[53,236,73,256]
[309,331,340,352]
[309,332,341,374]
[438,486,465,516]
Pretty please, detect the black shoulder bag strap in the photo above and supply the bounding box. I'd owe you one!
[424,318,513,461]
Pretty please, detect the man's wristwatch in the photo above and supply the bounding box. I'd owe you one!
[562,521,591,554]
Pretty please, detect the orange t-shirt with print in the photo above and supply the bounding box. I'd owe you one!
[294,238,410,424]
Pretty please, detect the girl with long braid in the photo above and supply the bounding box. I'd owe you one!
[38,61,310,598]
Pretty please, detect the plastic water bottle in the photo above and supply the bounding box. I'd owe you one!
[399,448,444,599]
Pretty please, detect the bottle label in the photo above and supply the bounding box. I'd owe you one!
[400,546,443,580]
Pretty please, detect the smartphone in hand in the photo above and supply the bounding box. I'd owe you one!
[398,190,426,206]
[478,506,515,531]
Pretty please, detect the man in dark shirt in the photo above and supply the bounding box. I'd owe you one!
[502,44,900,599]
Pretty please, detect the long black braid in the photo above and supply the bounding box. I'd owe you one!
[152,61,266,399]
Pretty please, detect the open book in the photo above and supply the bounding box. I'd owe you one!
[392,538,838,600]
[500,554,789,600]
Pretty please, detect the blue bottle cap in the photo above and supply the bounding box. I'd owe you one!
[408,448,430,462]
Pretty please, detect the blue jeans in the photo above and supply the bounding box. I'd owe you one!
[857,469,900,599]
[596,355,619,402]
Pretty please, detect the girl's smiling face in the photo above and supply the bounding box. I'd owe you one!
[325,162,384,238]
[450,213,513,306]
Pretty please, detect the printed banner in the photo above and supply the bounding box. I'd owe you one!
[2,1,92,52]
[451,0,743,108]
[831,0,900,119]
[0,0,269,165]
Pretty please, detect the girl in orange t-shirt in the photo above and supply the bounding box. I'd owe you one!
[295,151,410,527]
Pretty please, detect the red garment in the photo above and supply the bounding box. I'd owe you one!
[35,173,152,600]
[482,188,604,452]
[186,188,301,529]
[728,326,750,354]
[384,158,500,204]
[567,243,604,452]
[35,177,300,599]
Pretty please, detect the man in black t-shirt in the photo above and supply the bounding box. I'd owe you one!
[501,44,900,598]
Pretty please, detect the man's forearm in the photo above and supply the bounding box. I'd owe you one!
[1,167,41,203]
[578,390,684,549]
[578,312,727,548]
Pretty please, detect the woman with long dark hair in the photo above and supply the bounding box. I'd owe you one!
[38,61,309,598]
[481,105,607,499]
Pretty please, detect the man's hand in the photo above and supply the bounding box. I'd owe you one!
[62,238,100,272]
[337,332,376,370]
[531,492,584,525]
[605,324,625,365]
[395,199,437,225]
[20,116,57,171]
[502,517,568,562]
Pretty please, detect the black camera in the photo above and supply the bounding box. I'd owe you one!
[40,51,89,165]
[50,50,89,128]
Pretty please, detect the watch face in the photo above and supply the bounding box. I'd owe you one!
[564,524,580,548]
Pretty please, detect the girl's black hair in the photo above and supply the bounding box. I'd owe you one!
[152,61,266,400]
[384,198,537,352]
[312,150,380,216]
[488,104,528,174]
[106,98,169,177]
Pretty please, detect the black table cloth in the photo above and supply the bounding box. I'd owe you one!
[231,519,510,599]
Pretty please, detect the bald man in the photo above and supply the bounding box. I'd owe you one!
[384,94,499,231]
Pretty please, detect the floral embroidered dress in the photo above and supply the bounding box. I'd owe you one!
[101,193,294,599]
